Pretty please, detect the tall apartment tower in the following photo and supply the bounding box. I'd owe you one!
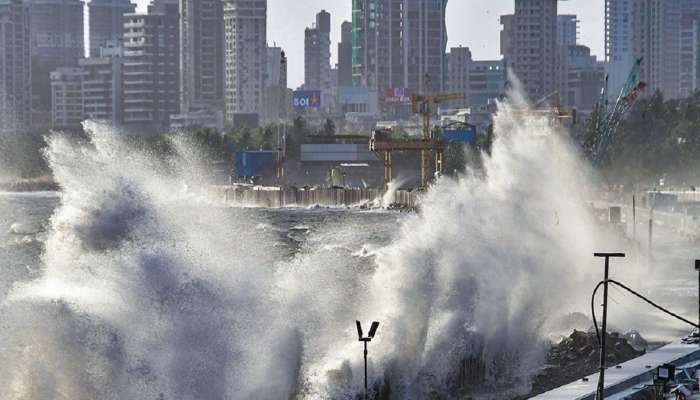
[264,46,288,121]
[500,0,559,102]
[338,21,353,87]
[404,0,449,93]
[88,0,135,57]
[26,0,84,67]
[557,15,578,47]
[447,47,472,108]
[679,12,700,98]
[604,0,635,97]
[448,46,506,109]
[606,0,700,99]
[0,0,31,133]
[81,45,125,125]
[223,0,267,125]
[26,0,84,115]
[179,0,225,113]
[352,0,448,95]
[304,10,331,92]
[50,67,84,128]
[122,0,179,130]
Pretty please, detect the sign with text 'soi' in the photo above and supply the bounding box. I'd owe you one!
[293,90,322,108]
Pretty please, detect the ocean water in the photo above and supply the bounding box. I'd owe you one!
[0,97,698,400]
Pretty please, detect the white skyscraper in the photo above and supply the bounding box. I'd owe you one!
[122,0,179,130]
[605,0,636,98]
[223,0,266,126]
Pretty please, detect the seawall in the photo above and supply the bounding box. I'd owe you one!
[209,185,420,209]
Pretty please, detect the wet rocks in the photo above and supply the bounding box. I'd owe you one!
[525,330,646,397]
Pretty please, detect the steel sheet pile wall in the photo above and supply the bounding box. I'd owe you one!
[210,185,418,209]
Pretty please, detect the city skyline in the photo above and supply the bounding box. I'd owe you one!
[131,0,604,89]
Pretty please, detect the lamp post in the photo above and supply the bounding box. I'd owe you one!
[356,320,379,399]
[695,260,700,334]
[594,252,626,400]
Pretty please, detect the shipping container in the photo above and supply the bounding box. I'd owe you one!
[442,125,476,144]
[234,151,276,177]
[301,144,378,162]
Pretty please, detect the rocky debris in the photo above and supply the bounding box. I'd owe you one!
[525,330,646,397]
[624,330,648,352]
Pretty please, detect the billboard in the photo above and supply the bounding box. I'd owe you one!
[384,87,412,105]
[293,90,322,108]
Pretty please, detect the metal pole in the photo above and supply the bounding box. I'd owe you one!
[594,252,625,400]
[632,195,636,241]
[598,256,610,400]
[695,260,700,334]
[364,340,368,399]
[648,206,654,270]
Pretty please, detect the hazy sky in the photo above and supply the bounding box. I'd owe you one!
[135,0,605,88]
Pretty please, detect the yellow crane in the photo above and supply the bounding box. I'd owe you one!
[411,91,464,188]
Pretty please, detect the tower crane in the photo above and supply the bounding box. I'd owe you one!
[589,57,647,165]
[411,91,464,188]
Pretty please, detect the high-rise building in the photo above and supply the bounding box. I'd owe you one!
[0,0,31,133]
[555,13,603,111]
[179,0,225,113]
[500,0,559,101]
[679,13,700,98]
[81,44,124,125]
[264,46,288,121]
[403,0,449,93]
[557,15,578,47]
[338,21,353,87]
[447,47,472,109]
[304,10,331,94]
[26,0,84,66]
[50,67,84,129]
[352,0,448,96]
[448,46,506,109]
[606,0,700,100]
[561,45,604,112]
[88,0,135,57]
[223,0,266,126]
[122,0,179,130]
[26,0,84,116]
[604,0,635,97]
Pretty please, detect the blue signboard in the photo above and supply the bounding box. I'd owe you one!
[443,125,476,144]
[293,90,322,108]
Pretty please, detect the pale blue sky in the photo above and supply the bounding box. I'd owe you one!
[135,0,605,88]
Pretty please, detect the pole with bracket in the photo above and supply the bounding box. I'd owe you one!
[594,252,626,400]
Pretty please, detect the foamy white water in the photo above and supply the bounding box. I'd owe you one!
[0,96,644,399]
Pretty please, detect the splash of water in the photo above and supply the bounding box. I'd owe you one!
[1,121,302,399]
[289,99,618,399]
[0,93,623,399]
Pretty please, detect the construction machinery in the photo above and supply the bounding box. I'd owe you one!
[370,86,464,189]
[589,57,647,165]
[509,91,578,127]
[412,91,465,188]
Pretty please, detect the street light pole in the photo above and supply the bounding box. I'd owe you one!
[356,321,379,400]
[594,252,626,400]
[695,260,700,334]
[363,340,368,396]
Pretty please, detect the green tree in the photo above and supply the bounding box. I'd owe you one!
[322,118,336,135]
